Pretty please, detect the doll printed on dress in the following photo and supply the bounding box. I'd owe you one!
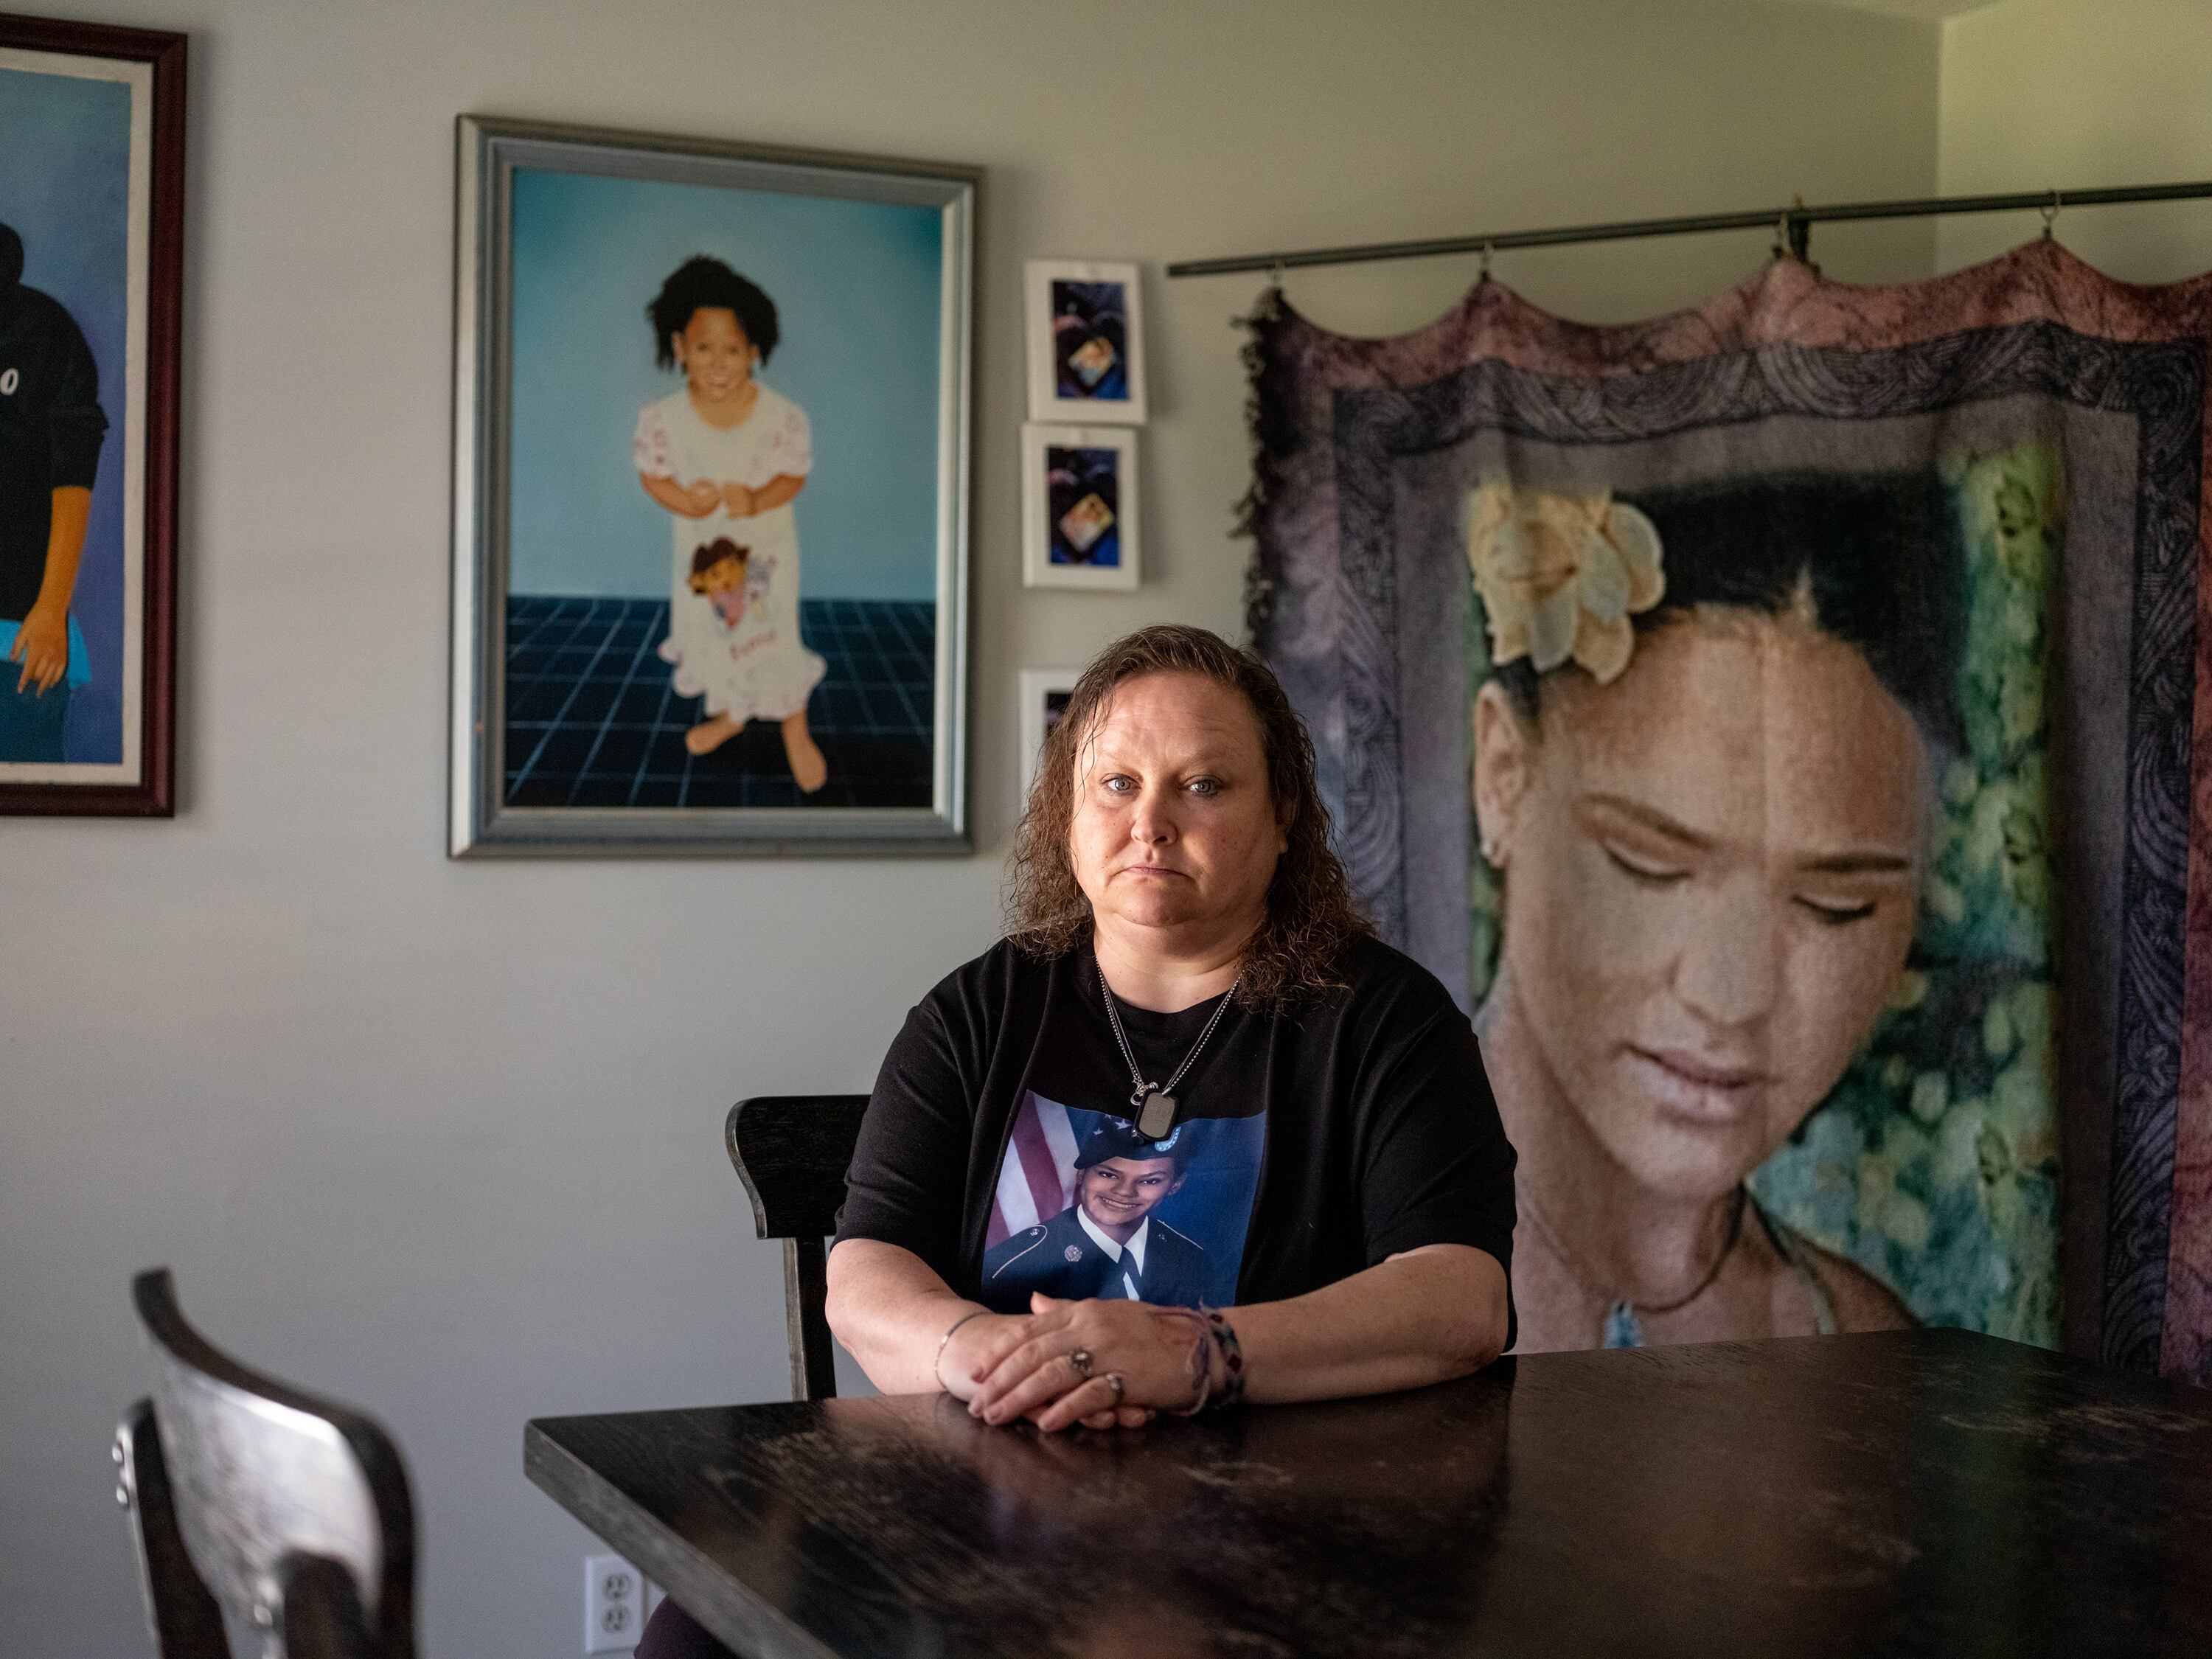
[633,256,829,788]
[687,538,773,631]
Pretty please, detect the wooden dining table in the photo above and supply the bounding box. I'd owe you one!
[525,1328,2212,1658]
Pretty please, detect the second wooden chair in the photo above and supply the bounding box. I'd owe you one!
[117,1267,417,1659]
[723,1094,870,1402]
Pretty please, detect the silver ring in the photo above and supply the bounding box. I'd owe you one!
[1068,1346,1093,1380]
[1105,1371,1125,1403]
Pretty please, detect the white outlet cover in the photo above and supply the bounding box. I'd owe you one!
[585,1553,645,1653]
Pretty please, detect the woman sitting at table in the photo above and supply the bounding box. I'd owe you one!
[637,623,1514,1658]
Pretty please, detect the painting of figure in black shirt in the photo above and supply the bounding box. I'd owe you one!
[0,219,108,762]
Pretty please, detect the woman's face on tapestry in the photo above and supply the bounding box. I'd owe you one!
[672,306,757,400]
[1475,611,1927,1203]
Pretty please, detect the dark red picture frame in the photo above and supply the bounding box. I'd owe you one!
[0,12,184,815]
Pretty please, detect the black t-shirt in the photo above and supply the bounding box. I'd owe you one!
[0,283,108,622]
[836,934,1517,1337]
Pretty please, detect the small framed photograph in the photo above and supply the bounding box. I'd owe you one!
[1023,425,1138,591]
[0,15,186,815]
[1018,667,1079,798]
[1024,259,1145,424]
[450,117,977,856]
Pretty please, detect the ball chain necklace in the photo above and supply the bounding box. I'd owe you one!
[1097,953,1240,1141]
[1520,1182,1749,1349]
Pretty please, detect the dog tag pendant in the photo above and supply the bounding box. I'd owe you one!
[1137,1091,1178,1140]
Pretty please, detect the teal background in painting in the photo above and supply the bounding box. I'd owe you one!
[1746,444,2065,1344]
[506,168,944,602]
[0,64,131,763]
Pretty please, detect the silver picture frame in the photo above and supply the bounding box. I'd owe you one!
[448,116,975,856]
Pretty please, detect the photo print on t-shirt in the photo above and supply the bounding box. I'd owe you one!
[979,1092,1264,1312]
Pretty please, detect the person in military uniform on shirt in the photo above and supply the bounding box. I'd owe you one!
[982,1118,1211,1307]
[0,220,108,762]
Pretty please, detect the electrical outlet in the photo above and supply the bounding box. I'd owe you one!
[585,1554,645,1653]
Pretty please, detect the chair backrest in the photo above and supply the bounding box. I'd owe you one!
[122,1267,417,1659]
[725,1094,869,1402]
[114,1398,228,1659]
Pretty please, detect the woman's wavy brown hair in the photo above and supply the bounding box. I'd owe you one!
[1006,625,1370,1009]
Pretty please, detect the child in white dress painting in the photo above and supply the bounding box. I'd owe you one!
[634,257,829,791]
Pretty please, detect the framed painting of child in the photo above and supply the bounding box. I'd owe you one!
[448,116,975,856]
[0,14,184,816]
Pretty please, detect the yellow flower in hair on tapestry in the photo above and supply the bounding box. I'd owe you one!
[1464,479,1666,684]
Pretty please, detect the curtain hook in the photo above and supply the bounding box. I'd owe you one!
[1478,240,1495,285]
[2041,188,2062,242]
[1771,213,1792,262]
[1787,195,1812,264]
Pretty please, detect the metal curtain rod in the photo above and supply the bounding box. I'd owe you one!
[1164,180,2212,278]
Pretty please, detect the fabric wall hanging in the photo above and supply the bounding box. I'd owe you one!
[1243,242,2212,1380]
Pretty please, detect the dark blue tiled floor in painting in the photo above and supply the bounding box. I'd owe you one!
[503,595,934,810]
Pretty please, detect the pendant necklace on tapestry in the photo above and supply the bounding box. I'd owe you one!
[1098,955,1239,1140]
[1523,1183,1747,1349]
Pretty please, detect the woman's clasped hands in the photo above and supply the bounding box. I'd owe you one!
[942,1293,1214,1433]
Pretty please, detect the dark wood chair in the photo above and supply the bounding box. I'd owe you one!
[115,1267,418,1659]
[725,1094,870,1401]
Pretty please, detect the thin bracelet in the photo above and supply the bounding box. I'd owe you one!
[1157,1307,1214,1416]
[933,1308,987,1391]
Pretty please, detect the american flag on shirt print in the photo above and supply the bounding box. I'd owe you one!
[987,1093,1082,1249]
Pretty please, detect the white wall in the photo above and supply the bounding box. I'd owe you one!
[1938,0,2212,280]
[1,1,1941,1653]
